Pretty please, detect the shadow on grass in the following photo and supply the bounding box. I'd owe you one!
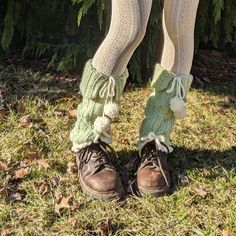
[116,146,236,196]
[0,69,81,105]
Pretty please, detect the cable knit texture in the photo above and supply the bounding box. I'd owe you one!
[70,60,128,152]
[139,64,193,148]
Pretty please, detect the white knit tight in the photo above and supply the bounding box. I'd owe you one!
[92,0,199,77]
[92,0,152,77]
[161,0,199,75]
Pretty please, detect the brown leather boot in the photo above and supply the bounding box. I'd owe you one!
[76,141,123,199]
[135,140,171,197]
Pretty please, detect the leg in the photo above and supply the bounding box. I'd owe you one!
[136,0,199,197]
[92,0,141,77]
[112,0,153,77]
[70,0,143,199]
[161,0,200,75]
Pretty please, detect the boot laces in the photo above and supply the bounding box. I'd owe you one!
[78,141,117,171]
[139,141,170,187]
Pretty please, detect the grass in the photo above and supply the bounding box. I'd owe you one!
[0,66,235,236]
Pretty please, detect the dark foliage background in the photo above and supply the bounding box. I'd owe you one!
[0,0,236,83]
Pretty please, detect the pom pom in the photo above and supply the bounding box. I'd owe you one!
[104,103,119,119]
[170,97,187,119]
[94,116,111,134]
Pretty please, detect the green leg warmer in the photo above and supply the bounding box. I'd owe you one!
[139,64,193,152]
[70,60,128,152]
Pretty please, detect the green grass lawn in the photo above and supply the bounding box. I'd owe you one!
[0,68,235,235]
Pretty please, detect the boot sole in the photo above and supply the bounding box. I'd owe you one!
[134,180,170,197]
[79,173,122,200]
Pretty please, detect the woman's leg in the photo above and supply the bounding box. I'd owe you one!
[70,0,153,199]
[92,0,141,77]
[92,0,152,77]
[136,0,199,197]
[161,0,200,75]
[112,0,153,77]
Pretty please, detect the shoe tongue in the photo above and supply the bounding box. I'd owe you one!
[90,142,102,150]
[89,143,107,156]
[143,140,156,152]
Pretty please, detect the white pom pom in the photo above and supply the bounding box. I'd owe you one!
[104,103,119,119]
[94,116,111,134]
[170,97,187,119]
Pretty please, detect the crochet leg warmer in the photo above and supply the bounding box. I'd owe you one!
[70,60,128,152]
[138,64,193,152]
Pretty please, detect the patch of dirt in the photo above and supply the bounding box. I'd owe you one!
[2,49,236,86]
[191,49,236,86]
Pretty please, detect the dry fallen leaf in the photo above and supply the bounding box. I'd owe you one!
[55,196,73,215]
[13,167,29,180]
[68,218,78,229]
[19,115,33,128]
[67,161,77,176]
[0,110,6,120]
[53,110,65,116]
[68,109,77,118]
[222,229,230,236]
[10,192,23,202]
[0,161,8,171]
[27,148,40,160]
[55,191,63,202]
[42,186,49,196]
[0,228,13,236]
[19,159,30,168]
[194,187,208,198]
[97,219,113,235]
[37,160,50,170]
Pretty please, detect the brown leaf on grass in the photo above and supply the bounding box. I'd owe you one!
[222,229,230,236]
[0,161,8,171]
[68,109,77,118]
[36,160,50,170]
[35,180,50,196]
[13,167,29,180]
[0,110,6,119]
[19,115,33,128]
[55,191,63,202]
[0,228,13,236]
[27,148,40,160]
[97,219,113,235]
[42,186,49,196]
[10,192,23,202]
[19,159,30,168]
[68,218,78,229]
[194,187,208,198]
[67,161,77,176]
[53,110,65,116]
[55,196,73,215]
